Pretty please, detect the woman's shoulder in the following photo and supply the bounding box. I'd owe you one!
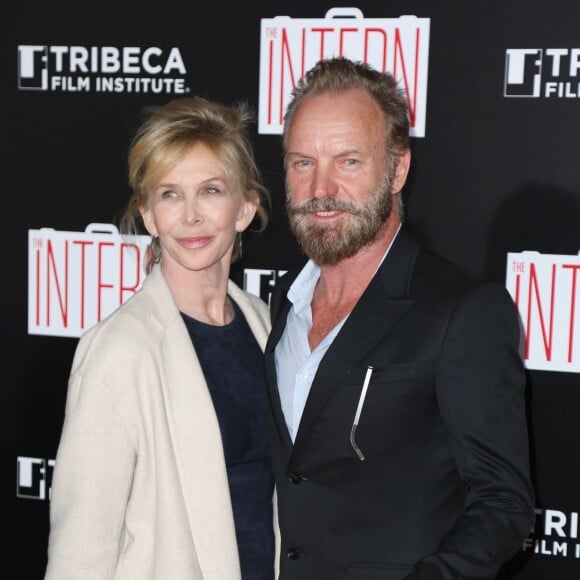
[72,276,176,372]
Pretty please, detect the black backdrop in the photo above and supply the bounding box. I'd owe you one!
[4,1,580,578]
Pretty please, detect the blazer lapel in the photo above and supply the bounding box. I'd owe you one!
[146,268,240,579]
[265,291,294,453]
[294,228,419,448]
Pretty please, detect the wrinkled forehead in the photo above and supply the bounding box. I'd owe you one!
[287,88,387,150]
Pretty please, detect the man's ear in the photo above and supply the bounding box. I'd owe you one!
[391,149,411,194]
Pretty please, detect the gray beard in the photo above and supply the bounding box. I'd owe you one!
[286,171,393,265]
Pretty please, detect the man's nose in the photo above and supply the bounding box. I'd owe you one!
[311,166,339,199]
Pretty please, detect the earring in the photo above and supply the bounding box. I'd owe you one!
[238,232,243,260]
[150,236,162,264]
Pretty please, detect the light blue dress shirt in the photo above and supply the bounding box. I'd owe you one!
[274,260,347,441]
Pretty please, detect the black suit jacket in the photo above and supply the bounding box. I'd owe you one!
[265,227,535,580]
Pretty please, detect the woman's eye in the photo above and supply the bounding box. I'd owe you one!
[204,186,224,195]
[160,189,178,199]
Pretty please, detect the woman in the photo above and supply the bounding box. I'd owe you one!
[44,97,276,579]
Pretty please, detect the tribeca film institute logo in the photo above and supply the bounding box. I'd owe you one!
[17,45,189,94]
[16,456,54,501]
[504,48,580,98]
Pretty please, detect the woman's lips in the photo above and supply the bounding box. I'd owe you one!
[177,236,213,248]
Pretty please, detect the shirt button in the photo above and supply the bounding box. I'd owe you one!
[287,547,303,560]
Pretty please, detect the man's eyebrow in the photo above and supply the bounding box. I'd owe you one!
[285,151,311,158]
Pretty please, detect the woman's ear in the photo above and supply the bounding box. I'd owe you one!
[235,195,258,233]
[140,205,157,237]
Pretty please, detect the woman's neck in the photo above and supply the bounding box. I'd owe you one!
[161,261,233,325]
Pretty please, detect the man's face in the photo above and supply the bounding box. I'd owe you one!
[284,88,398,265]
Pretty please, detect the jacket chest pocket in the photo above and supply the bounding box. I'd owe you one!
[335,363,435,459]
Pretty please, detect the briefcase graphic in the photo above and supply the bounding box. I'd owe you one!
[28,223,151,338]
[506,250,580,373]
[258,7,430,137]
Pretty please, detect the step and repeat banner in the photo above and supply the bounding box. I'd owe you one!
[5,1,580,578]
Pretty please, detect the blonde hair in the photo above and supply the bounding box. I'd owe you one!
[119,96,270,271]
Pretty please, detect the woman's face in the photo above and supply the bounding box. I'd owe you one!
[140,143,256,276]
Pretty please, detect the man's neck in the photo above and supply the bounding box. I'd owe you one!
[316,217,401,303]
[307,217,400,350]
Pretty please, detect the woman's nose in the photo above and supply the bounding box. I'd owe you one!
[183,198,203,225]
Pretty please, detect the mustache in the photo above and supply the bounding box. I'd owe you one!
[287,197,362,216]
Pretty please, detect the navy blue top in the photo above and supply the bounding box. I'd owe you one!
[181,299,275,580]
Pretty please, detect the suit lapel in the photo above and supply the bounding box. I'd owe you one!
[265,290,294,452]
[294,228,419,448]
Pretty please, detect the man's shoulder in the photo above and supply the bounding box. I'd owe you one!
[390,226,486,297]
[413,247,494,298]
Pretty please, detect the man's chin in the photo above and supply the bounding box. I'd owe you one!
[299,237,361,265]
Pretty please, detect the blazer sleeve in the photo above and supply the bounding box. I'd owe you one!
[45,359,137,580]
[406,282,535,580]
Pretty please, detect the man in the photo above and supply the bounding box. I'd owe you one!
[265,57,535,580]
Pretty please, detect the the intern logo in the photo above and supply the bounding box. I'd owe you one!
[16,456,55,500]
[506,250,580,373]
[504,48,580,99]
[259,10,431,136]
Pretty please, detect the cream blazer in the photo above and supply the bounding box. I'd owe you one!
[45,265,276,580]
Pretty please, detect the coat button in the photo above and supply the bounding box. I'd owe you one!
[287,547,303,560]
[289,471,306,484]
